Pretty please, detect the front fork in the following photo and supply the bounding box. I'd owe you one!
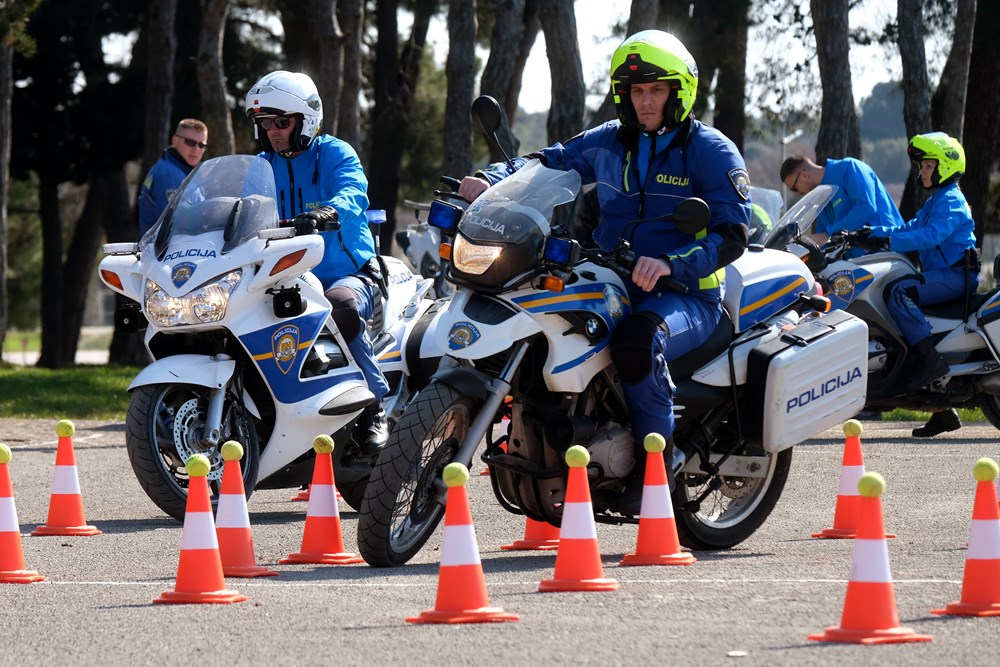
[434,341,531,502]
[201,353,234,448]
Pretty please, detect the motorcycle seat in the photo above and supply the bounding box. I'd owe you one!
[668,309,735,381]
[922,292,992,320]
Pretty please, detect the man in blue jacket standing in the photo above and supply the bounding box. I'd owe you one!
[137,119,208,237]
[868,133,978,434]
[459,30,751,514]
[245,71,389,456]
[780,154,903,243]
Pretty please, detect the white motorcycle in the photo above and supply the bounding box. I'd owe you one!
[766,184,1000,423]
[355,96,870,566]
[99,154,437,520]
[394,197,455,300]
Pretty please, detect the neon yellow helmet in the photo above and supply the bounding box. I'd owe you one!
[609,30,698,131]
[906,132,965,188]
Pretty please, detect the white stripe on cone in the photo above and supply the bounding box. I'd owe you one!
[640,483,674,519]
[967,519,1000,559]
[0,497,18,532]
[836,465,865,495]
[179,511,220,550]
[215,494,251,529]
[560,501,598,540]
[306,484,339,518]
[848,539,892,583]
[439,524,481,566]
[51,465,82,494]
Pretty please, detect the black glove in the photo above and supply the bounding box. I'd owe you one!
[293,206,339,235]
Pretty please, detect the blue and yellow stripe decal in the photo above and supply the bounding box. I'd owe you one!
[738,275,807,329]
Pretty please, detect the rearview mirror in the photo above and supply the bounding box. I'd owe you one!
[471,95,502,136]
[672,198,710,235]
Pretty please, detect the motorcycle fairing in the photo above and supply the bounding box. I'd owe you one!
[822,266,874,310]
[979,292,1000,325]
[239,311,364,404]
[735,275,808,330]
[127,354,237,392]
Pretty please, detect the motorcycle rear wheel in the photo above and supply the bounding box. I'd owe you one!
[673,446,792,549]
[977,394,1000,431]
[126,383,259,522]
[357,380,481,566]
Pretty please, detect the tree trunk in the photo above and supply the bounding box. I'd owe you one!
[934,0,976,140]
[336,0,364,148]
[443,0,477,177]
[588,0,660,129]
[60,170,126,364]
[810,0,861,162]
[537,0,584,143]
[36,168,65,368]
[140,0,178,187]
[961,0,1000,241]
[367,0,436,253]
[196,0,234,158]
[479,0,526,157]
[316,0,344,137]
[897,0,932,219]
[106,167,149,366]
[0,41,11,358]
[711,0,749,151]
[506,0,540,128]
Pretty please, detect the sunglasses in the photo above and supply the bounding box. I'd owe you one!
[789,170,804,193]
[258,116,294,131]
[176,135,207,149]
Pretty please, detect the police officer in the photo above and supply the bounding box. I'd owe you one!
[459,30,751,514]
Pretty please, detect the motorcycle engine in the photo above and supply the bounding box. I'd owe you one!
[584,424,637,488]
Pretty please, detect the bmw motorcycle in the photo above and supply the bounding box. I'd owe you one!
[765,184,1000,425]
[355,96,870,566]
[98,154,438,520]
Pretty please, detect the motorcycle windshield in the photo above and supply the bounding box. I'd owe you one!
[761,184,838,248]
[460,159,582,245]
[142,154,279,259]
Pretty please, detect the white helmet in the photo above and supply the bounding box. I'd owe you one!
[245,71,323,154]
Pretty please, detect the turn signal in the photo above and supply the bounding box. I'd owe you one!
[101,269,123,290]
[439,243,452,261]
[271,249,308,276]
[542,276,565,292]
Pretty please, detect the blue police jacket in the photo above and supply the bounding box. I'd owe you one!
[816,157,903,236]
[137,148,193,237]
[884,183,976,271]
[479,119,751,299]
[261,134,375,289]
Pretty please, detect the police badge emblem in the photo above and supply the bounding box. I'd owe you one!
[727,168,751,201]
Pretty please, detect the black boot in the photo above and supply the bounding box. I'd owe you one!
[353,404,388,458]
[912,409,961,437]
[897,338,950,395]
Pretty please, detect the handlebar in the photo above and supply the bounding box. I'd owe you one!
[579,243,688,294]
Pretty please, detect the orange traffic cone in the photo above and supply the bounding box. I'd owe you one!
[290,485,311,501]
[812,420,893,539]
[216,441,278,578]
[31,420,101,537]
[0,444,45,584]
[539,446,618,592]
[932,457,1000,616]
[621,434,696,566]
[407,463,518,624]
[808,472,932,644]
[501,516,560,551]
[154,454,247,604]
[280,435,362,565]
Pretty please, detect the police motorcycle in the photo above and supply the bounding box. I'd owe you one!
[355,96,869,566]
[394,197,456,300]
[765,184,1000,425]
[98,154,438,520]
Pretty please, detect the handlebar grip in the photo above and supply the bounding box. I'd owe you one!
[440,175,462,191]
[656,276,689,294]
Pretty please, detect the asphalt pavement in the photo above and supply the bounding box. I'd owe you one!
[2,417,1000,666]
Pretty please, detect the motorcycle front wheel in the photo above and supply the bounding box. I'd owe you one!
[673,443,792,550]
[126,383,259,521]
[357,380,482,566]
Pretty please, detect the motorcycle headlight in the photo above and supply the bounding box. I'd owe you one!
[451,235,503,275]
[144,270,243,327]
